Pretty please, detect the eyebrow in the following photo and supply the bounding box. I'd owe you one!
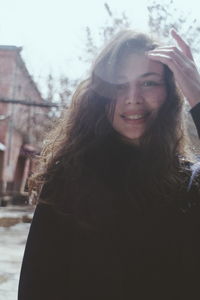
[117,72,164,81]
[140,72,163,78]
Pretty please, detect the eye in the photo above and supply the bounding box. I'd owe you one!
[116,83,129,91]
[142,81,160,87]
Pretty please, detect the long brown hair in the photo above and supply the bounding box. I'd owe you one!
[29,30,192,211]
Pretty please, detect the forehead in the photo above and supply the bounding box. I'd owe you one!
[117,53,165,81]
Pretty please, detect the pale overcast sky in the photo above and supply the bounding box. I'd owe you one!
[0,0,199,96]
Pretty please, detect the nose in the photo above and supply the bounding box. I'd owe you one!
[125,84,143,105]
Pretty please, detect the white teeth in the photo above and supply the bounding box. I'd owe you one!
[123,114,145,120]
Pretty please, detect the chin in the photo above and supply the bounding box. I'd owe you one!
[120,134,141,145]
[124,131,143,140]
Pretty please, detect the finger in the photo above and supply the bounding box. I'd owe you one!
[148,53,179,71]
[170,28,194,60]
[147,53,185,85]
[148,48,190,69]
[151,46,192,64]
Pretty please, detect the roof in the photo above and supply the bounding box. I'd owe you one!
[0,45,22,52]
[0,45,44,101]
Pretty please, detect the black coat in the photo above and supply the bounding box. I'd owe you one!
[18,104,200,300]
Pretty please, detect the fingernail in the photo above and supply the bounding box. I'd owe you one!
[171,28,178,34]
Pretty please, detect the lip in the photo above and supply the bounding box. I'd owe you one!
[122,110,148,116]
[120,110,150,125]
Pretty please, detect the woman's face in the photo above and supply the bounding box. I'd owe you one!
[112,53,167,144]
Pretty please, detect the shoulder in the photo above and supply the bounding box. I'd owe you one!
[29,203,63,238]
[31,202,79,236]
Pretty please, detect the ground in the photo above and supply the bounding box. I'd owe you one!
[0,206,34,300]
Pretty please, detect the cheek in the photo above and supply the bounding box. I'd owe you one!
[113,97,123,116]
[144,88,167,108]
[112,101,123,127]
[106,101,121,129]
[115,95,124,107]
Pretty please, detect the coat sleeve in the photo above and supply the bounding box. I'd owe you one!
[190,102,200,138]
[18,203,71,300]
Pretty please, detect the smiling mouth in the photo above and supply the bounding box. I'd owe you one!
[120,113,149,121]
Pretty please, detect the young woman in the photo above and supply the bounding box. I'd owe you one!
[18,29,200,300]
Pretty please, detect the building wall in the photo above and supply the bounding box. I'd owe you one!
[0,46,46,194]
[3,129,23,183]
[0,104,9,143]
[0,50,16,144]
[0,49,16,99]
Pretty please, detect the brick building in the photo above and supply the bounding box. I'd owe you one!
[0,46,48,201]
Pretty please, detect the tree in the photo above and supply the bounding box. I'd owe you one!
[44,3,131,108]
[80,3,131,64]
[147,0,200,56]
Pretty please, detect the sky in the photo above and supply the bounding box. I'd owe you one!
[0,0,199,97]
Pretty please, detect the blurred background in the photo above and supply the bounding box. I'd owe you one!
[0,0,200,298]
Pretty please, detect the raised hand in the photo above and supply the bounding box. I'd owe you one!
[148,28,200,108]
